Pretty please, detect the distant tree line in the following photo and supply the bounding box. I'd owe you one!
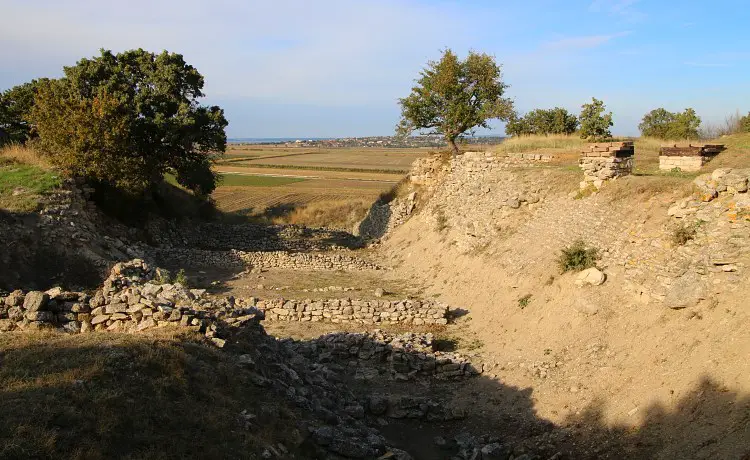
[0,49,227,198]
[505,97,613,141]
[638,108,701,140]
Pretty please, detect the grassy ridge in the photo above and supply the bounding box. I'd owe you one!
[0,146,61,212]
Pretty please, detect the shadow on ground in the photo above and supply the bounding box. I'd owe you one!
[0,327,748,460]
[0,209,107,292]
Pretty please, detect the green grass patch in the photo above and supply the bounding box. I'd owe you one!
[0,160,62,212]
[218,173,306,187]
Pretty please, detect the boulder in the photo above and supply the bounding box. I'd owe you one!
[23,291,49,312]
[664,272,706,309]
[574,268,606,287]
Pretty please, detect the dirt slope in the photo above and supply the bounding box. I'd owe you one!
[380,151,750,458]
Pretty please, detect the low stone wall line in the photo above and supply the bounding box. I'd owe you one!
[153,248,384,271]
[256,297,450,325]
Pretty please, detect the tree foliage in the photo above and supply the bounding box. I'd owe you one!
[639,107,701,139]
[505,107,578,136]
[739,113,750,133]
[30,49,228,196]
[578,98,613,141]
[0,80,49,145]
[398,49,514,155]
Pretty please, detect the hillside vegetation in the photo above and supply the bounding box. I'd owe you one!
[0,145,61,212]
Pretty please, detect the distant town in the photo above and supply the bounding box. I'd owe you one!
[229,135,505,148]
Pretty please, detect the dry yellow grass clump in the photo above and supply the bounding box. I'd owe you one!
[0,143,52,168]
[493,134,588,155]
[276,198,371,229]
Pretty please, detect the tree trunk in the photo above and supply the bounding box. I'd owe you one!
[447,137,459,156]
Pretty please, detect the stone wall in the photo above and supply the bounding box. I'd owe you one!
[147,221,362,252]
[579,142,634,188]
[153,248,383,271]
[1,260,449,337]
[659,144,725,172]
[291,330,480,381]
[356,192,417,241]
[257,297,449,325]
[0,260,259,347]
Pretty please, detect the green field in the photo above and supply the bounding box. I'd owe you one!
[218,174,306,187]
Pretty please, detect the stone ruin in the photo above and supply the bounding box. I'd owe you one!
[659,144,725,172]
[579,141,634,188]
[0,259,452,338]
[258,297,449,325]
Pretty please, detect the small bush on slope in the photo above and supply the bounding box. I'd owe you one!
[557,240,599,273]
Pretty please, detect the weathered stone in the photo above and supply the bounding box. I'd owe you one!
[91,314,110,325]
[664,272,707,309]
[168,309,182,322]
[8,306,24,322]
[25,311,53,322]
[4,290,24,307]
[62,321,81,334]
[23,291,48,312]
[104,303,128,314]
[574,268,606,287]
[136,318,156,331]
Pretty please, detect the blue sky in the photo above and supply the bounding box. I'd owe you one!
[1,0,749,137]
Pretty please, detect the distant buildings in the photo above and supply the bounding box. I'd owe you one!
[235,135,504,148]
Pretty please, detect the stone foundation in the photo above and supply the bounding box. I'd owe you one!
[153,248,383,271]
[659,144,725,172]
[579,142,634,188]
[258,298,449,325]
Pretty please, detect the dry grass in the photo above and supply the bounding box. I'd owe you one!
[276,198,371,230]
[493,134,588,155]
[0,143,52,169]
[0,329,301,459]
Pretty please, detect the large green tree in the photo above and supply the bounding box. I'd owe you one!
[505,107,578,136]
[578,98,613,141]
[639,107,701,139]
[398,49,514,155]
[0,79,49,145]
[31,49,228,196]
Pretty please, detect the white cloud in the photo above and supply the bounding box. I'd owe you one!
[0,0,487,105]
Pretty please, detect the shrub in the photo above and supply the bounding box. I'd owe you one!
[578,98,613,141]
[30,49,228,197]
[557,240,599,273]
[518,294,532,309]
[154,268,172,284]
[174,269,189,287]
